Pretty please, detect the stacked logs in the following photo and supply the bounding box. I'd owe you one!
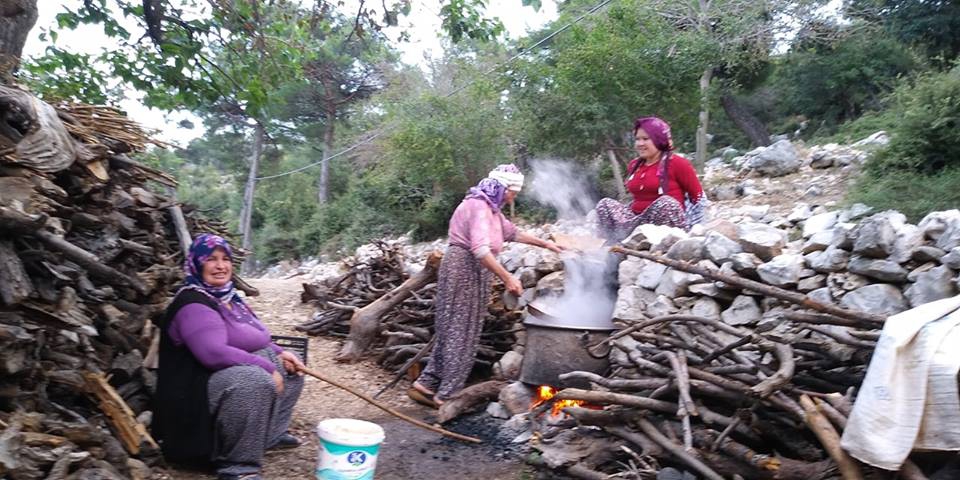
[297,241,522,371]
[0,88,203,479]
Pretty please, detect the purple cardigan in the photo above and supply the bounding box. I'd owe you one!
[169,301,282,373]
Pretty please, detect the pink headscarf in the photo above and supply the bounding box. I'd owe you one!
[634,116,674,152]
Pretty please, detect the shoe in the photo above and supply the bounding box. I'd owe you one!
[268,432,301,450]
[217,473,262,480]
[407,387,439,409]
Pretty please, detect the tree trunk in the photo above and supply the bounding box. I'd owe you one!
[606,149,626,198]
[720,93,770,147]
[336,251,443,362]
[318,112,335,204]
[0,0,37,83]
[694,67,713,172]
[239,122,265,273]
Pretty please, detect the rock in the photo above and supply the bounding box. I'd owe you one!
[802,229,835,253]
[904,266,959,308]
[703,218,740,241]
[831,223,856,250]
[942,248,960,270]
[890,223,924,264]
[689,283,729,299]
[852,212,901,258]
[907,262,937,282]
[918,210,960,241]
[847,256,909,282]
[666,237,706,262]
[516,267,540,288]
[535,254,564,274]
[655,269,702,298]
[711,184,741,201]
[829,272,871,292]
[937,219,960,251]
[499,381,536,416]
[703,231,743,264]
[535,271,565,298]
[623,224,688,251]
[737,222,786,261]
[912,246,947,263]
[803,185,823,198]
[721,295,762,326]
[729,252,763,277]
[757,254,805,288]
[837,203,874,223]
[807,287,834,305]
[851,131,889,148]
[486,401,511,419]
[613,285,657,321]
[721,147,740,161]
[807,246,850,273]
[493,351,524,380]
[619,257,668,290]
[745,139,802,176]
[692,297,721,319]
[787,203,813,223]
[803,212,838,238]
[646,295,678,318]
[840,284,908,316]
[798,274,826,292]
[737,205,771,221]
[658,467,697,480]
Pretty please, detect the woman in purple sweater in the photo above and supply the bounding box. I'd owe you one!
[409,164,563,408]
[152,234,305,480]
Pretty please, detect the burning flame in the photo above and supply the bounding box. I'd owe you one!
[532,385,584,417]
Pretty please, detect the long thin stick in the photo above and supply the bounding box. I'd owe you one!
[373,336,436,398]
[298,366,481,444]
[799,395,863,480]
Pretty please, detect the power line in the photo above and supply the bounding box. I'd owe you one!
[255,0,616,181]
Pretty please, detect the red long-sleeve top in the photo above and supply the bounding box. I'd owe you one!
[624,154,703,214]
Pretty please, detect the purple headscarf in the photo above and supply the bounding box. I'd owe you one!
[634,116,674,152]
[466,178,508,212]
[465,164,521,212]
[182,233,242,305]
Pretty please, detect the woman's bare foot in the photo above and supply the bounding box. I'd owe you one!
[412,381,435,396]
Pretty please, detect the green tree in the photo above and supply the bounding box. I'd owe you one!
[847,0,960,65]
[774,25,921,130]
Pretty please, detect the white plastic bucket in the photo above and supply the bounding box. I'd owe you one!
[316,418,385,480]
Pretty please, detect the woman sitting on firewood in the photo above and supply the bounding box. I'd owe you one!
[595,116,707,241]
[408,164,564,408]
[152,234,306,480]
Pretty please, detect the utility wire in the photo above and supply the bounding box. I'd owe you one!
[255,0,616,181]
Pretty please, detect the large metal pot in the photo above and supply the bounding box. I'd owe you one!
[519,301,614,389]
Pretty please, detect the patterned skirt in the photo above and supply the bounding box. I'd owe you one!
[416,244,492,401]
[595,195,687,241]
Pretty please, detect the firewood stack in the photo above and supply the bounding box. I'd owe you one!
[0,86,202,479]
[298,241,522,371]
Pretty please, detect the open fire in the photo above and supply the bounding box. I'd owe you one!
[531,385,584,417]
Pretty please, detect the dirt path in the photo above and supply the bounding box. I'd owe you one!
[161,278,535,480]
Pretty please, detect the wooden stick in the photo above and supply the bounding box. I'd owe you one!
[164,186,191,258]
[634,417,725,480]
[298,366,481,444]
[799,394,863,480]
[611,246,887,325]
[374,336,435,398]
[82,372,159,455]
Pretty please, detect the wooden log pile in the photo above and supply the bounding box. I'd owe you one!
[298,241,523,371]
[0,87,210,479]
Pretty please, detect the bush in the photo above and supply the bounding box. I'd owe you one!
[866,66,960,175]
[847,167,960,222]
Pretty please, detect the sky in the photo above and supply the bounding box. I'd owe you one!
[22,1,557,146]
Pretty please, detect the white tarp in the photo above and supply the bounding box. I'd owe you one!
[841,294,960,471]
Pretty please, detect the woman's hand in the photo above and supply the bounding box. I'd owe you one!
[271,369,285,394]
[278,350,306,376]
[542,240,565,254]
[503,275,523,296]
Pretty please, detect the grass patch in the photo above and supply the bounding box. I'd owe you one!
[846,167,960,222]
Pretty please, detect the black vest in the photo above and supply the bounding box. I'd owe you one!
[151,289,218,466]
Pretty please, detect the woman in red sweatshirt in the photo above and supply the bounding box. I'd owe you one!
[596,116,706,240]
